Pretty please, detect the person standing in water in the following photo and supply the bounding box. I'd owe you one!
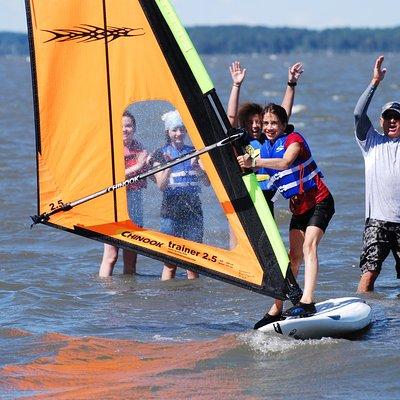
[354,55,400,292]
[152,110,210,280]
[227,60,304,214]
[99,110,148,277]
[237,104,334,327]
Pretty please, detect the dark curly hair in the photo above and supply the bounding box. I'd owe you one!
[238,102,263,128]
[122,110,136,127]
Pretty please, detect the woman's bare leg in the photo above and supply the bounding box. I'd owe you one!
[99,244,118,277]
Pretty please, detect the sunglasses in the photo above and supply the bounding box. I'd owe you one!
[382,112,400,121]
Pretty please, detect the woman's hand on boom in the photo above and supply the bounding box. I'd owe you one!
[237,154,252,169]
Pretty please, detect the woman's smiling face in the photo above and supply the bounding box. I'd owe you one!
[122,115,136,143]
[262,112,286,142]
[168,125,187,148]
[245,113,262,139]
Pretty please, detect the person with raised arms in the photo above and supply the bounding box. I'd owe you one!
[237,103,335,328]
[354,55,400,292]
[227,60,303,214]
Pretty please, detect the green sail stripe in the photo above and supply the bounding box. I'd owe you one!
[155,0,214,94]
[242,173,289,276]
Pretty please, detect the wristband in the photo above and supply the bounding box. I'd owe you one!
[287,81,297,87]
[233,83,240,88]
[251,158,257,168]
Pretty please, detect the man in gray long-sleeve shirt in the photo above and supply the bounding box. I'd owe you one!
[354,55,400,292]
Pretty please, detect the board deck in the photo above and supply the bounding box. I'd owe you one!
[257,297,372,340]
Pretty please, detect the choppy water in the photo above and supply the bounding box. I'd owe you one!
[1,53,399,399]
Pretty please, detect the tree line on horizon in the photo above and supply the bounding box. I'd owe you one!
[1,25,400,56]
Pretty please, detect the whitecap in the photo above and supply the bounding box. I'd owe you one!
[291,104,307,114]
[262,91,279,97]
[262,73,274,80]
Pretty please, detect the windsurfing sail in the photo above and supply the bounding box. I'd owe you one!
[25,0,301,301]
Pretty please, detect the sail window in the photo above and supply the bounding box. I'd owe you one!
[124,100,230,250]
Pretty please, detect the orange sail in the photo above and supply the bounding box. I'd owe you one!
[26,0,300,300]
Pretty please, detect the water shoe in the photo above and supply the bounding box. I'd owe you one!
[253,313,283,330]
[283,302,316,318]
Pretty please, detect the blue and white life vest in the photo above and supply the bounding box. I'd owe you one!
[245,136,271,191]
[259,133,323,199]
[161,144,201,195]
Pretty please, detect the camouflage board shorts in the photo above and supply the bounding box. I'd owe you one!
[359,218,400,278]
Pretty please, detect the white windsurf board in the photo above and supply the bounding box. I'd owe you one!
[257,297,372,340]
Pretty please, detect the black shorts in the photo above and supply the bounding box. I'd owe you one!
[359,218,400,278]
[289,193,335,233]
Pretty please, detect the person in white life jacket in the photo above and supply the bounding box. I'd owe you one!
[237,103,335,325]
[152,110,210,280]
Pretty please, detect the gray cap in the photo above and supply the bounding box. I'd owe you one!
[381,101,400,117]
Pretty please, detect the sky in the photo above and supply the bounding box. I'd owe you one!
[1,0,399,32]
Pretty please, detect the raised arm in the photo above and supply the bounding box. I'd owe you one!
[227,61,246,127]
[281,62,304,119]
[354,55,386,141]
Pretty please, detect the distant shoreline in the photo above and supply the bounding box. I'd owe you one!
[1,25,400,56]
